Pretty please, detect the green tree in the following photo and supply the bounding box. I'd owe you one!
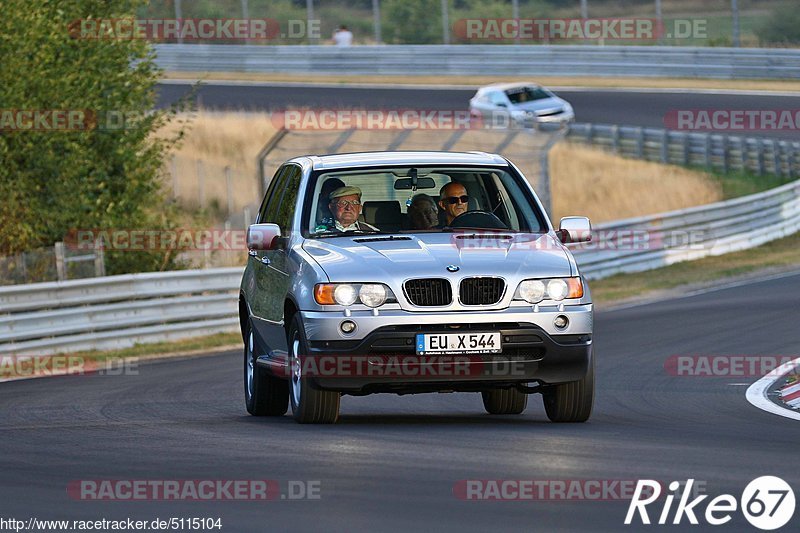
[756,3,800,46]
[383,0,443,44]
[0,0,185,274]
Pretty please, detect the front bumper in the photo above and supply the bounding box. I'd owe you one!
[297,306,592,393]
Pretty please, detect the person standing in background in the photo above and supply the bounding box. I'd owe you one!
[333,25,353,46]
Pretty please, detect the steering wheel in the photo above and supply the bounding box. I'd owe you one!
[448,210,508,230]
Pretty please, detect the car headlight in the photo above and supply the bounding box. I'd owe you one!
[515,278,583,303]
[314,283,395,307]
[518,280,546,303]
[333,284,358,306]
[359,284,387,308]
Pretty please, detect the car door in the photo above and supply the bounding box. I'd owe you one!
[250,164,303,357]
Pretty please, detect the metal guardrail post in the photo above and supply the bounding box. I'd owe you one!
[771,140,780,177]
[721,136,729,174]
[636,128,644,159]
[54,242,66,282]
[94,239,106,278]
[660,130,668,163]
[704,135,712,168]
[682,134,690,166]
[611,125,619,154]
[757,140,765,176]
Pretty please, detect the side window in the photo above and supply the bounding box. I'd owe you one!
[272,165,303,232]
[259,166,289,223]
[489,92,508,106]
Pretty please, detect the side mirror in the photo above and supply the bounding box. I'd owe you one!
[558,216,591,244]
[247,223,281,251]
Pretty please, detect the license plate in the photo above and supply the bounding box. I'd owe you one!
[416,332,502,355]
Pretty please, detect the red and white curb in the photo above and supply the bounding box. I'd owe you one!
[746,357,800,421]
[781,379,800,409]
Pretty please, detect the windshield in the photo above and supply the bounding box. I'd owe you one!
[505,86,552,104]
[304,166,546,237]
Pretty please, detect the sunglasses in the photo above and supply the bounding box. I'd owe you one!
[444,195,469,205]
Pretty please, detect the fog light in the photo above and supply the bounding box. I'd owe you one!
[340,320,356,334]
[554,315,569,329]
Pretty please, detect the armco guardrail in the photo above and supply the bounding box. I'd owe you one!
[2,160,799,357]
[0,268,242,356]
[574,178,800,279]
[153,44,800,79]
[568,123,800,178]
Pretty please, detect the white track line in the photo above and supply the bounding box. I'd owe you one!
[746,357,800,421]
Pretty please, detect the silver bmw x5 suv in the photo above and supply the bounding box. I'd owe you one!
[240,151,594,424]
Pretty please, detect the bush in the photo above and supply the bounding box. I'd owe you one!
[0,0,187,274]
[756,3,800,46]
[382,0,443,44]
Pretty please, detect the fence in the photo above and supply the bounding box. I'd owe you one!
[152,44,800,80]
[567,123,800,178]
[0,241,105,286]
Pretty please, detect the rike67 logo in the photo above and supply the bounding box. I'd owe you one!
[625,477,795,530]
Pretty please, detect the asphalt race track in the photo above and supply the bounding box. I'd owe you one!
[2,271,799,532]
[156,82,800,141]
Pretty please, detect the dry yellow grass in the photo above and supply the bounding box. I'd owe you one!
[164,112,722,225]
[550,143,722,223]
[162,111,277,213]
[162,72,800,93]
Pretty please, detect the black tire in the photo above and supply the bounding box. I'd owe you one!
[287,315,340,424]
[244,319,289,416]
[481,388,527,415]
[542,355,594,423]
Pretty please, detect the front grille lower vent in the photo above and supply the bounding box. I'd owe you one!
[404,278,452,307]
[459,277,505,305]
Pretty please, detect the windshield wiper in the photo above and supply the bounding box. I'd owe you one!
[311,229,386,239]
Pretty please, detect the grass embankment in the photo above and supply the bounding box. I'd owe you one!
[164,72,800,94]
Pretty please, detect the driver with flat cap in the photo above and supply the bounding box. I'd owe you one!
[322,185,379,232]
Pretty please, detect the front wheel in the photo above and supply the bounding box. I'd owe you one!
[244,319,289,416]
[542,355,594,423]
[481,389,527,415]
[288,316,340,424]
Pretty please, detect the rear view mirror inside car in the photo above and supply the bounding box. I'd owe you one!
[394,177,435,189]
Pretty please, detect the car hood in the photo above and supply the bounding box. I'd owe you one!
[303,232,572,282]
[514,97,566,113]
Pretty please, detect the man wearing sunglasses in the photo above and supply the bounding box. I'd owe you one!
[438,182,470,226]
[325,185,378,232]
